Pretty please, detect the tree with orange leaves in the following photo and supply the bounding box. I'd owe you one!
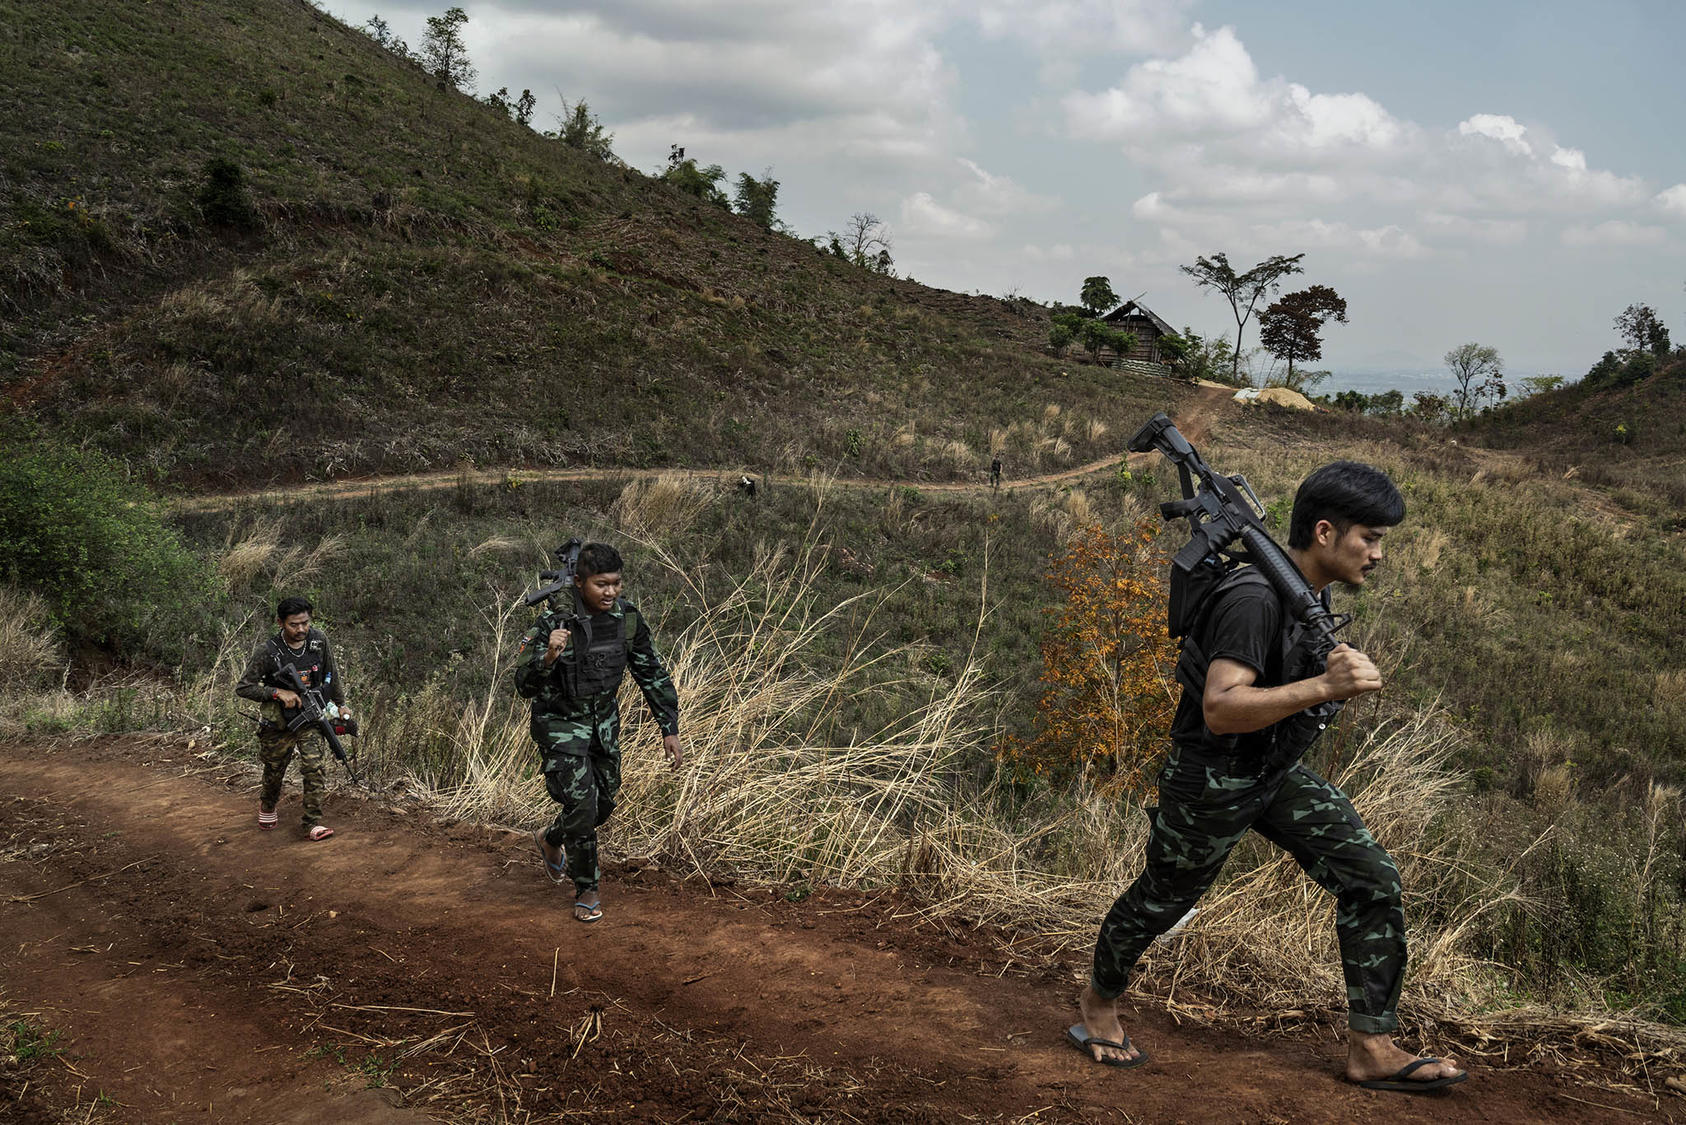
[1002,517,1179,794]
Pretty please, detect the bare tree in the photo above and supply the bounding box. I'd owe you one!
[841,213,893,273]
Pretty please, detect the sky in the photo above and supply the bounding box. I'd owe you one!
[326,0,1686,379]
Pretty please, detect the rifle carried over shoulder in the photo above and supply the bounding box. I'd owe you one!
[1127,412,1351,659]
[278,665,360,781]
[523,537,584,611]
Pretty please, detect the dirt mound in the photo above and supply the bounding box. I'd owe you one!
[0,736,1668,1122]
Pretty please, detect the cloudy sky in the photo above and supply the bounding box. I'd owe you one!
[329,0,1685,377]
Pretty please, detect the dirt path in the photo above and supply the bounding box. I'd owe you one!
[170,393,1234,514]
[1,736,1671,1123]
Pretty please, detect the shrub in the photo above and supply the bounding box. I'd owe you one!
[0,440,215,654]
[197,156,258,228]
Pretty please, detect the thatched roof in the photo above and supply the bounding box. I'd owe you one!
[1103,300,1176,337]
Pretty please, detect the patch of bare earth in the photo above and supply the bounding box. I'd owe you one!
[0,736,1671,1122]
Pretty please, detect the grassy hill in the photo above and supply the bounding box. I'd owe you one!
[1,0,1184,487]
[6,0,1686,1030]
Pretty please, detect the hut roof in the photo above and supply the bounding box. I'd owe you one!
[1103,300,1176,337]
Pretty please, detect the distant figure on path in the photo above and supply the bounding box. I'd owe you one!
[989,456,1002,490]
[1070,461,1467,1095]
[235,596,350,841]
[514,542,683,923]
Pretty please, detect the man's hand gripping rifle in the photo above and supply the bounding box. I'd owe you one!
[278,666,360,781]
[1126,412,1351,664]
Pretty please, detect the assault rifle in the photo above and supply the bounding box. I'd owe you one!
[523,537,584,610]
[1126,412,1350,658]
[279,665,360,781]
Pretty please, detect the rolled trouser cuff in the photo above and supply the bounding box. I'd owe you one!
[1347,1011,1399,1035]
[1087,973,1127,1002]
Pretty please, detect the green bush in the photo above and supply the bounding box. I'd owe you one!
[0,440,215,655]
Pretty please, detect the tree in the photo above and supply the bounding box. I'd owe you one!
[842,212,893,272]
[420,6,476,93]
[1518,374,1565,398]
[1258,284,1347,388]
[1080,276,1119,317]
[514,89,536,127]
[1444,342,1506,420]
[554,100,614,160]
[659,147,728,208]
[733,170,780,230]
[1181,252,1305,382]
[997,518,1178,793]
[1615,303,1671,357]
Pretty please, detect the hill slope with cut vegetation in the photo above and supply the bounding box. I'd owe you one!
[1,0,1183,486]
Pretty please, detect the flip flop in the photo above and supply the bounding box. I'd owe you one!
[258,806,278,831]
[573,900,603,923]
[1065,1023,1149,1069]
[533,828,567,884]
[307,824,335,841]
[1353,1057,1467,1093]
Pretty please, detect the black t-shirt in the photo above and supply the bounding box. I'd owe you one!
[1168,576,1291,758]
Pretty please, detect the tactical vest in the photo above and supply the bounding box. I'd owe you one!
[549,604,640,700]
[1176,567,1342,772]
[263,631,328,693]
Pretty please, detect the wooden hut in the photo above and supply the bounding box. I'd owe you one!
[1101,300,1177,364]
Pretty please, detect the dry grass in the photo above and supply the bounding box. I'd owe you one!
[608,473,716,541]
[0,586,60,693]
[217,519,347,593]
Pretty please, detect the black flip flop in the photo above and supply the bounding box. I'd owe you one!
[1354,1057,1467,1093]
[1065,1023,1150,1069]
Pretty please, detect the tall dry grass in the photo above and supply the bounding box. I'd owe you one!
[391,530,1534,1036]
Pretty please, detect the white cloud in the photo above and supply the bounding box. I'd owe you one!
[1063,25,1411,161]
[901,192,995,239]
[1656,184,1686,218]
[1458,113,1533,156]
[1021,243,1075,262]
[1249,218,1428,259]
[1561,220,1667,247]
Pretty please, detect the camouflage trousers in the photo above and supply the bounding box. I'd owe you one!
[1091,752,1405,1034]
[532,718,623,896]
[258,725,328,828]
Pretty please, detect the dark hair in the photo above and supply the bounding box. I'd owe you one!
[1287,461,1405,549]
[576,542,623,579]
[276,595,314,620]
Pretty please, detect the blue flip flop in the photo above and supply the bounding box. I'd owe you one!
[1066,1023,1150,1069]
[533,828,567,884]
[573,900,603,923]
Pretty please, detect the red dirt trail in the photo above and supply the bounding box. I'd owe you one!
[0,737,1674,1123]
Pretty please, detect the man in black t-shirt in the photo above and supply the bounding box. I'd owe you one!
[1067,461,1467,1094]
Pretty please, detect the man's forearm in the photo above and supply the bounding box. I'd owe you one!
[1204,677,1333,736]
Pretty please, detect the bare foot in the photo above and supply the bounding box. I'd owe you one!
[1077,984,1144,1065]
[1346,1031,1463,1086]
[573,891,602,923]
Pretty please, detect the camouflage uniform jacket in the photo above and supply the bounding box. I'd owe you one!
[513,600,679,749]
[234,628,346,724]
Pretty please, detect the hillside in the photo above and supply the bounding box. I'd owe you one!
[1,0,1185,487]
[1466,352,1686,507]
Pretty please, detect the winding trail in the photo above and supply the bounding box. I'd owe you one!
[171,391,1235,514]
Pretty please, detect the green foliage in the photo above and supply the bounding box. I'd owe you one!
[1444,342,1506,419]
[1180,251,1305,382]
[1079,276,1118,317]
[1614,302,1671,357]
[554,99,614,160]
[733,171,780,230]
[1329,388,1404,416]
[1258,284,1347,387]
[197,157,259,228]
[0,440,214,651]
[660,151,728,209]
[420,6,476,92]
